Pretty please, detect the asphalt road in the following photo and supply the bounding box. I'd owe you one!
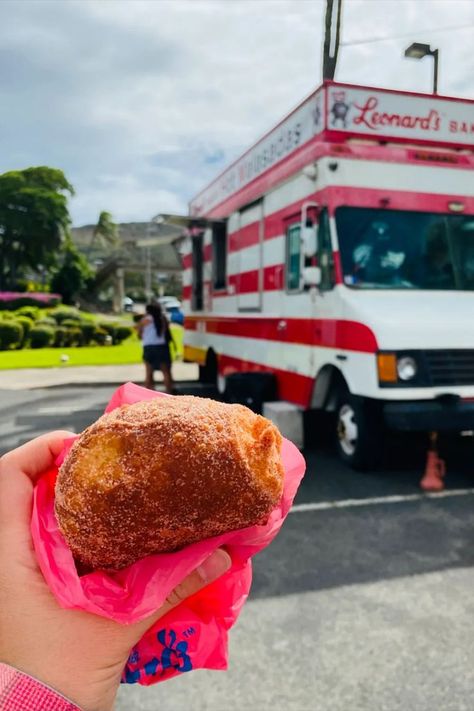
[1,385,473,711]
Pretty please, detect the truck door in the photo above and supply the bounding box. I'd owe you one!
[191,233,204,311]
[237,199,263,311]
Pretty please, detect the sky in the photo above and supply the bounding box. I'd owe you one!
[0,0,472,227]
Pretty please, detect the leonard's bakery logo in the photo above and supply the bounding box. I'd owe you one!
[124,627,195,684]
[330,90,352,129]
[328,88,441,133]
[327,88,474,137]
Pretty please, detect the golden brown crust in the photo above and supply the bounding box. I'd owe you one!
[55,396,284,570]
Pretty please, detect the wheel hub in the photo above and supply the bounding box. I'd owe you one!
[337,403,358,456]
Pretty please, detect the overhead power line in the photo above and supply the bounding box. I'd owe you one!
[341,23,474,47]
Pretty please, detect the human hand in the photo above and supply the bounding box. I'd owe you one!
[0,431,231,711]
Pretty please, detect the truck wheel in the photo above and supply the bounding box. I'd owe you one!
[335,392,382,470]
[224,372,277,414]
[199,350,218,385]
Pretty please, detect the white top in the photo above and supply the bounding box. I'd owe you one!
[141,315,166,346]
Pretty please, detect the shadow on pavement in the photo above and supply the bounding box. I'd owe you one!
[251,430,474,602]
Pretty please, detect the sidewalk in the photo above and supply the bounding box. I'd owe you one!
[0,362,199,390]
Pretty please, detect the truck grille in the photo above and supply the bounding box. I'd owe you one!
[424,350,474,386]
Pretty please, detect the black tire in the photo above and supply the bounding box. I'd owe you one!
[335,391,383,470]
[224,372,277,414]
[199,350,218,385]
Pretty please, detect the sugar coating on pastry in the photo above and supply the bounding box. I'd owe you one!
[55,395,284,570]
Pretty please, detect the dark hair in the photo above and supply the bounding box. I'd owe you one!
[146,303,165,337]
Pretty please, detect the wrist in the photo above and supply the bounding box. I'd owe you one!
[0,657,118,711]
[0,661,82,710]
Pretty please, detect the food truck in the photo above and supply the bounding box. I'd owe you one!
[178,81,474,468]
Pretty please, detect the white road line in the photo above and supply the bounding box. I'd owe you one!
[37,406,75,414]
[290,488,474,513]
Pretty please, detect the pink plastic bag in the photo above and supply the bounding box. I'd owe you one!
[31,383,306,685]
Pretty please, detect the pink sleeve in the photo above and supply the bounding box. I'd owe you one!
[0,663,81,711]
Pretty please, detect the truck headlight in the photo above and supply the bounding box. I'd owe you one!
[397,356,417,381]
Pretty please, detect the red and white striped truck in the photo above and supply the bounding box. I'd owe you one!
[177,81,474,467]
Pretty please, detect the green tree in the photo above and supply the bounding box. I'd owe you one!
[0,167,74,289]
[89,211,118,254]
[50,238,93,305]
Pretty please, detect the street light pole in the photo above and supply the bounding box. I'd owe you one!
[404,42,439,94]
[432,48,439,94]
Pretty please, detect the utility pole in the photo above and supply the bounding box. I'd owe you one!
[322,0,343,81]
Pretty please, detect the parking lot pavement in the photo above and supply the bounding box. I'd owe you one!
[0,361,198,390]
[1,386,473,711]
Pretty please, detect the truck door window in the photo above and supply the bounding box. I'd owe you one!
[286,223,302,292]
[318,208,335,291]
[212,221,227,291]
[192,234,204,311]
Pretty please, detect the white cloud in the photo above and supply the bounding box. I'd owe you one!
[0,0,472,226]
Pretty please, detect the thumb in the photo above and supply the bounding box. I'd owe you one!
[131,548,232,640]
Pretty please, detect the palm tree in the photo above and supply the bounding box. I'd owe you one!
[88,211,118,255]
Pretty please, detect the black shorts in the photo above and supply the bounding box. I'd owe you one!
[143,344,171,369]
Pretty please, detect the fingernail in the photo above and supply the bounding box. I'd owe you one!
[197,549,232,583]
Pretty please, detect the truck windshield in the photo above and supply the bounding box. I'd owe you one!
[336,207,474,290]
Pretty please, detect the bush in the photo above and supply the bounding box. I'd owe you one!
[49,307,82,324]
[15,316,34,345]
[28,326,55,349]
[98,322,116,340]
[53,326,67,348]
[61,318,83,329]
[36,317,57,328]
[93,327,108,345]
[64,327,83,347]
[0,321,23,350]
[78,322,96,345]
[114,325,134,344]
[16,306,40,321]
[0,292,60,310]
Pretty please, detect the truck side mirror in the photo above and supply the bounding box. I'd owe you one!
[303,266,322,287]
[301,223,318,257]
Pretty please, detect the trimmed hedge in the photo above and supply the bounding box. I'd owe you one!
[53,326,67,348]
[49,307,82,325]
[36,317,57,328]
[29,326,55,349]
[0,321,23,350]
[64,327,84,347]
[0,305,137,350]
[16,306,40,321]
[15,316,34,346]
[98,321,116,339]
[78,322,96,345]
[92,327,108,345]
[61,318,83,328]
[0,292,61,310]
[114,325,133,344]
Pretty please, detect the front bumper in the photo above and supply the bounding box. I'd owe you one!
[383,397,474,432]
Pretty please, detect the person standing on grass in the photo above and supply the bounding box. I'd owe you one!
[135,302,174,393]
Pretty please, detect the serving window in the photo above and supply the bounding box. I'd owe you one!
[212,221,227,291]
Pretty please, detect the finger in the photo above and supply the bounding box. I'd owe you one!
[132,549,232,640]
[0,431,74,532]
[0,430,74,483]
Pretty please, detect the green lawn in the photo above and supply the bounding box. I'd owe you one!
[0,342,143,369]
